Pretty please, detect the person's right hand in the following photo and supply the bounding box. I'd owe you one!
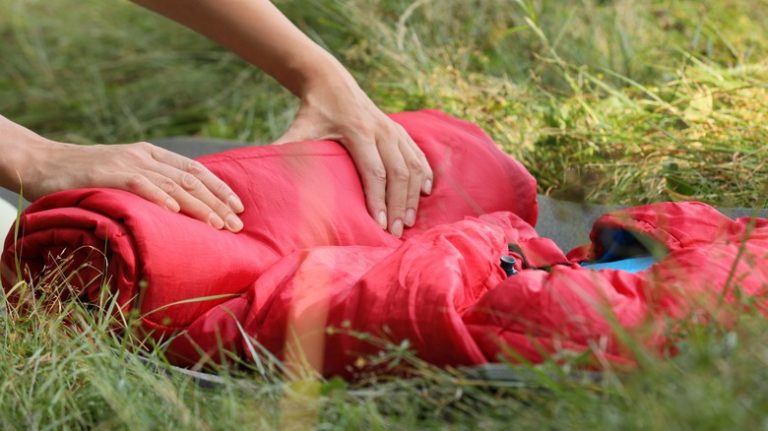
[275,84,433,239]
[20,140,245,232]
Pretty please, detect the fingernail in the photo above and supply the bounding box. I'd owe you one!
[166,199,180,212]
[225,214,244,232]
[390,219,404,238]
[376,211,387,230]
[208,213,225,230]
[404,208,416,227]
[423,179,433,195]
[228,195,245,213]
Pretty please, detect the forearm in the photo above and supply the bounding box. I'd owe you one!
[132,0,433,237]
[0,114,246,230]
[0,115,55,193]
[131,0,354,98]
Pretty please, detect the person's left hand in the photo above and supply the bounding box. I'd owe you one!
[274,79,433,239]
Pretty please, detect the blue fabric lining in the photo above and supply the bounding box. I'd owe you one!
[595,229,647,262]
[582,228,658,273]
[581,256,656,273]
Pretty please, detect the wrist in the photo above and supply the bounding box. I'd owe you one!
[285,51,362,101]
[0,135,56,194]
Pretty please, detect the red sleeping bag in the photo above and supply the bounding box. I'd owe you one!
[3,110,768,377]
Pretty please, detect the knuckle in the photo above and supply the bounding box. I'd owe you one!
[124,174,146,191]
[414,148,428,162]
[181,173,199,190]
[213,182,231,197]
[423,166,434,178]
[390,165,410,182]
[348,120,374,138]
[185,160,205,176]
[406,158,424,175]
[211,200,230,216]
[389,122,407,137]
[130,142,152,156]
[388,202,407,214]
[136,141,153,151]
[370,167,387,183]
[160,177,177,194]
[126,144,151,162]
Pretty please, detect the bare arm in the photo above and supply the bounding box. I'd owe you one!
[132,0,336,99]
[133,0,433,237]
[0,114,245,232]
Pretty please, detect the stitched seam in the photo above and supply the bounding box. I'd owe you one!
[202,150,347,165]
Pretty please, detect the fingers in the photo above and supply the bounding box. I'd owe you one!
[398,143,426,228]
[149,145,244,213]
[144,162,244,232]
[111,172,180,213]
[378,141,409,238]
[377,126,433,236]
[396,129,433,224]
[147,145,244,232]
[343,136,389,231]
[417,145,434,196]
[344,123,433,238]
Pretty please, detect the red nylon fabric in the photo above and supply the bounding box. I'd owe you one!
[3,110,768,377]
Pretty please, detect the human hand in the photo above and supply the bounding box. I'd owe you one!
[19,140,245,232]
[130,0,432,237]
[274,81,433,238]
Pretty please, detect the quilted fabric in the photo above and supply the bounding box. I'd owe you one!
[3,110,768,377]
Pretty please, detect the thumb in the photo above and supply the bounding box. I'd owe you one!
[273,113,323,145]
[273,123,305,145]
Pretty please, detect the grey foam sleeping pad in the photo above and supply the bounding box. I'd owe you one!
[2,137,766,251]
[536,196,768,251]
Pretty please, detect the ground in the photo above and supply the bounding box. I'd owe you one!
[1,0,768,429]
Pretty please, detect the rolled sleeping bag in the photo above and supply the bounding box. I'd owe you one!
[4,109,768,378]
[1,110,538,369]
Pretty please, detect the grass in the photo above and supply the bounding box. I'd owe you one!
[2,0,768,429]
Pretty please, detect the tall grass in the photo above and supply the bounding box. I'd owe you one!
[2,0,768,429]
[2,0,767,205]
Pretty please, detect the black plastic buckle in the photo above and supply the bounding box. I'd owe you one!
[500,255,518,276]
